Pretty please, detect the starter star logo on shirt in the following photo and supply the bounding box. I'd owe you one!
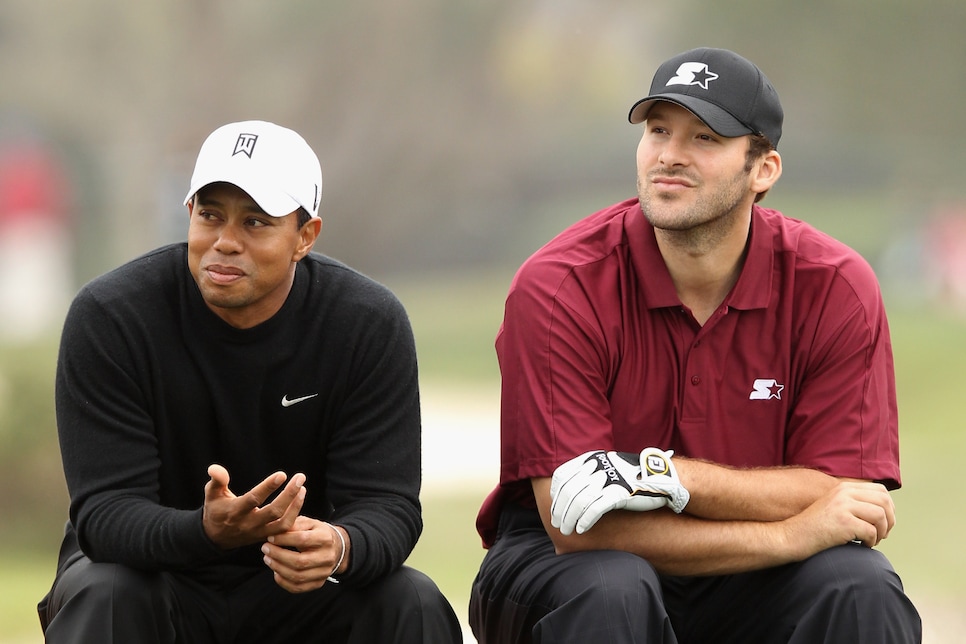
[749,379,784,400]
[666,62,719,90]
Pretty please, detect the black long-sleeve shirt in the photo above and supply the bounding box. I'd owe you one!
[55,243,423,587]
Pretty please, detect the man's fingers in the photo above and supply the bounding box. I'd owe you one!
[203,468,308,549]
[562,484,605,536]
[254,473,306,530]
[840,483,895,544]
[206,463,231,493]
[262,518,342,593]
[814,481,896,549]
[239,471,290,510]
[204,464,236,510]
[853,498,894,544]
[575,496,612,535]
[848,513,882,548]
[550,486,572,529]
[272,472,306,511]
[263,485,307,531]
[267,516,323,549]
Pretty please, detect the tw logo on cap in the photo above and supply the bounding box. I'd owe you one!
[666,62,719,90]
[233,133,258,158]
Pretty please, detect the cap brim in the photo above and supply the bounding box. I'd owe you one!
[628,95,754,138]
[183,175,302,218]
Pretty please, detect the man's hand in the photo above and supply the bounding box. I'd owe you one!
[261,516,350,593]
[550,448,690,536]
[783,480,896,557]
[202,464,306,550]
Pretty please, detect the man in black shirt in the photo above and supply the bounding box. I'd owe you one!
[39,120,462,643]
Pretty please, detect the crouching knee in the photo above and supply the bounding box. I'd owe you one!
[797,545,921,642]
[351,566,462,643]
[42,556,174,642]
[533,552,670,643]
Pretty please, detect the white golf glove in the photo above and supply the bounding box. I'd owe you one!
[549,447,690,536]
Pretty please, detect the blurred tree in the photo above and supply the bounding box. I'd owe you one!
[0,0,964,571]
[0,0,963,277]
[671,0,966,199]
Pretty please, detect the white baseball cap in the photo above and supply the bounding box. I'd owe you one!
[183,120,323,218]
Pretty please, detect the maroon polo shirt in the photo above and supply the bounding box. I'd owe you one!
[476,198,900,548]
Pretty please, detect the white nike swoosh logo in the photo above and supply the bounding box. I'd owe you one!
[281,393,319,407]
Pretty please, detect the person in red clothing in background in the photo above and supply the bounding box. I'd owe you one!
[469,47,921,643]
[0,136,73,340]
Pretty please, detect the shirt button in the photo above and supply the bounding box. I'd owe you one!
[691,375,701,385]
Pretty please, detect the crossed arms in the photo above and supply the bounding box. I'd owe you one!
[532,458,896,577]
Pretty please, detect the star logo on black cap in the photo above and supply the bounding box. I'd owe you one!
[666,62,719,90]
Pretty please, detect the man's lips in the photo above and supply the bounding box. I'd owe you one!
[650,174,695,189]
[204,264,246,284]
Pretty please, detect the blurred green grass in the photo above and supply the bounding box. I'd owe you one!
[875,307,966,598]
[2,270,964,642]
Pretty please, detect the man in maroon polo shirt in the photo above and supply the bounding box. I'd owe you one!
[469,48,921,643]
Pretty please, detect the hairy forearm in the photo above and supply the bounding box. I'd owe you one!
[534,477,797,575]
[554,506,795,576]
[535,465,893,576]
[673,458,838,522]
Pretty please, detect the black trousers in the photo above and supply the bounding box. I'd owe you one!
[469,504,922,644]
[38,529,463,643]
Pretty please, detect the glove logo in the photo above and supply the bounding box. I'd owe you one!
[593,452,621,483]
[644,453,670,476]
[590,452,634,493]
[749,378,784,400]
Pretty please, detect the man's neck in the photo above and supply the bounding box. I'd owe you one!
[655,208,752,326]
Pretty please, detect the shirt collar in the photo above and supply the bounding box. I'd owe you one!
[630,202,774,312]
[727,205,774,311]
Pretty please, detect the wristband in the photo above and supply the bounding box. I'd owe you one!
[326,523,346,583]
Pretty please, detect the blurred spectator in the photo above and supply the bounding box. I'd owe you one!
[0,137,73,341]
[923,205,966,313]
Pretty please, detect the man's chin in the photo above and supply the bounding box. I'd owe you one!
[640,203,694,231]
[198,284,249,311]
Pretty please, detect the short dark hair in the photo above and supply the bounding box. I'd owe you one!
[296,207,312,229]
[191,188,314,226]
[745,134,776,204]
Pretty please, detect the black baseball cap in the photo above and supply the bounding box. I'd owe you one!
[628,47,783,147]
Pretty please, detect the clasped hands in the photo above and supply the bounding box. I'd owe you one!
[550,448,690,535]
[202,464,346,593]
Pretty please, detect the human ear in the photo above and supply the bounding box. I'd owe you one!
[293,217,322,261]
[751,150,782,194]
